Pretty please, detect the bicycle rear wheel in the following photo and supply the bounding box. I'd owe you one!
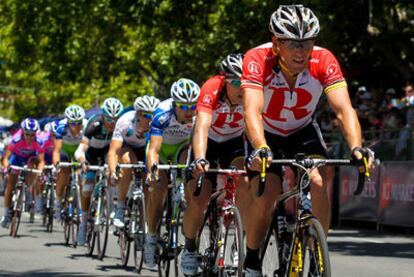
[95,188,110,260]
[219,207,244,277]
[292,217,331,277]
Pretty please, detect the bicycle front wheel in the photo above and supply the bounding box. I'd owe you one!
[220,206,244,277]
[10,189,23,238]
[292,217,331,277]
[133,197,146,273]
[95,188,110,260]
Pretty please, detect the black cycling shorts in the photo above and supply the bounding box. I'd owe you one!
[246,121,328,179]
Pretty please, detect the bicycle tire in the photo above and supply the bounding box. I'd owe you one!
[86,201,97,256]
[119,225,131,267]
[219,206,244,277]
[133,196,146,273]
[96,188,110,260]
[46,185,54,233]
[9,189,23,238]
[289,217,331,277]
[172,207,182,277]
[261,226,280,277]
[299,217,331,277]
[197,203,218,276]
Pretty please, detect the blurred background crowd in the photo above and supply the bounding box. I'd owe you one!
[318,82,414,160]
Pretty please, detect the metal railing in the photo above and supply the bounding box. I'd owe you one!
[323,128,414,161]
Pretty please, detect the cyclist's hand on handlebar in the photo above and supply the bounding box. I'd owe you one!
[80,160,89,173]
[351,147,375,175]
[190,158,210,178]
[247,146,273,172]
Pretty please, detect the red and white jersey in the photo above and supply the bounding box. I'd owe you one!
[197,75,244,143]
[241,42,347,137]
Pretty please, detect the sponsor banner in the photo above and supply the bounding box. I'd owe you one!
[378,162,414,227]
[339,166,380,221]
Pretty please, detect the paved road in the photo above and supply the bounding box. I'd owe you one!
[0,196,414,276]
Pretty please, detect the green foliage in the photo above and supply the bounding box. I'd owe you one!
[0,0,412,121]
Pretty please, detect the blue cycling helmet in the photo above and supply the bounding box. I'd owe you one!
[170,78,200,103]
[101,97,124,118]
[44,121,59,134]
[21,118,40,133]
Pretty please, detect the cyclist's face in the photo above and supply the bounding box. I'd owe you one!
[136,112,152,132]
[23,131,35,143]
[68,123,82,134]
[103,116,117,131]
[274,37,315,75]
[225,80,243,105]
[175,104,196,123]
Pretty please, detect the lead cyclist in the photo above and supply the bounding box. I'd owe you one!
[240,5,375,276]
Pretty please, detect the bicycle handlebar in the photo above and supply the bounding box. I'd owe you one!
[256,157,372,197]
[9,165,42,174]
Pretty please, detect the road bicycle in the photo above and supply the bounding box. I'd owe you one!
[196,167,246,277]
[58,162,82,247]
[115,162,147,273]
[8,165,41,237]
[259,153,369,277]
[85,164,110,260]
[151,162,188,277]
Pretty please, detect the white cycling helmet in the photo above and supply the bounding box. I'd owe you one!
[134,95,160,113]
[44,121,58,134]
[269,5,320,40]
[170,78,200,103]
[21,118,40,132]
[64,104,85,122]
[101,97,124,118]
[219,53,244,79]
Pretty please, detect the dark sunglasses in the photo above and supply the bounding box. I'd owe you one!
[280,39,315,51]
[228,79,241,88]
[176,102,197,111]
[142,112,153,120]
[104,116,118,123]
[68,120,83,126]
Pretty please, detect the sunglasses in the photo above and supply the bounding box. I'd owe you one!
[176,102,197,111]
[228,79,241,88]
[104,116,118,123]
[68,120,83,126]
[142,112,153,120]
[24,132,36,137]
[280,39,315,51]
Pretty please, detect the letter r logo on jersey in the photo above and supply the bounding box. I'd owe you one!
[248,62,263,75]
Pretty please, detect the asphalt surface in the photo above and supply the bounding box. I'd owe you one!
[0,195,414,276]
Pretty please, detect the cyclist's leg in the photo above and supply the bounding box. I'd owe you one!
[55,167,70,218]
[113,145,137,227]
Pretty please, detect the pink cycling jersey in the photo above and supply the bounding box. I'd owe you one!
[197,75,244,143]
[39,131,54,156]
[7,129,44,158]
[241,42,347,136]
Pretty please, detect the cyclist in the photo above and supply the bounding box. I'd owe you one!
[0,118,45,227]
[145,78,200,268]
[34,121,59,213]
[181,53,245,275]
[53,105,88,222]
[241,5,375,276]
[108,95,160,228]
[74,97,124,245]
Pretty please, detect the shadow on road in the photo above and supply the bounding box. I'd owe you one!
[329,230,414,258]
[0,270,92,276]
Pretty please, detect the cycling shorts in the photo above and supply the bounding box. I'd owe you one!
[9,154,33,167]
[85,147,108,181]
[246,121,328,179]
[123,143,146,163]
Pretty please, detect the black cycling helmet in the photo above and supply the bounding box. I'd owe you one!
[219,53,244,79]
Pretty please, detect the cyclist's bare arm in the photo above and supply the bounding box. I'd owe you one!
[193,111,212,174]
[108,139,122,175]
[243,87,270,171]
[38,152,45,171]
[52,139,63,165]
[74,139,89,163]
[326,86,363,153]
[2,149,11,169]
[146,135,163,180]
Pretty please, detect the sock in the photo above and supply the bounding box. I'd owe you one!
[81,210,88,223]
[146,233,157,243]
[3,207,9,217]
[185,237,197,252]
[244,247,261,271]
